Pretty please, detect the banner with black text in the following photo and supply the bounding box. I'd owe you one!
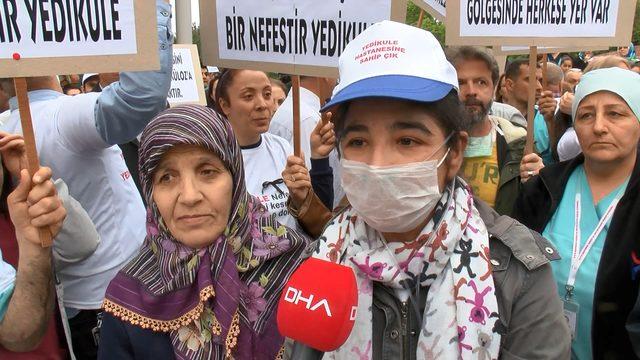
[446,0,637,46]
[199,0,407,76]
[0,0,158,77]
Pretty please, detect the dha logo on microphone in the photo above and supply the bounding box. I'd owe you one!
[284,287,332,317]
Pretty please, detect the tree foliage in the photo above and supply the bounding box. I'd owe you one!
[405,2,445,46]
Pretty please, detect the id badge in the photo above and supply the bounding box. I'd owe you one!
[563,300,579,340]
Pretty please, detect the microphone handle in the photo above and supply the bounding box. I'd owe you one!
[290,342,325,359]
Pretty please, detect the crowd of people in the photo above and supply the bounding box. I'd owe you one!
[0,2,639,359]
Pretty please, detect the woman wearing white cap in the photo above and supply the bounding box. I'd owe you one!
[513,67,640,359]
[292,21,570,359]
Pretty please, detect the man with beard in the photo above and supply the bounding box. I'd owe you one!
[447,46,544,216]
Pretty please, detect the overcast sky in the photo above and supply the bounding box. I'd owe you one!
[169,0,201,30]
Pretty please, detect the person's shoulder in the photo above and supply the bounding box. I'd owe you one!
[262,133,293,155]
[493,116,526,144]
[491,101,520,115]
[475,199,559,272]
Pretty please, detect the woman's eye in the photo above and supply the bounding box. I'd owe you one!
[608,111,622,118]
[158,173,173,183]
[398,137,417,146]
[243,95,253,101]
[201,168,218,177]
[577,112,593,121]
[346,138,365,147]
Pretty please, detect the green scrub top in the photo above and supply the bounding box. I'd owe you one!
[533,110,554,165]
[543,165,629,359]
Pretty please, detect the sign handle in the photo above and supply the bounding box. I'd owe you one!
[417,9,425,28]
[13,78,53,248]
[542,54,548,90]
[525,46,538,155]
[292,75,301,157]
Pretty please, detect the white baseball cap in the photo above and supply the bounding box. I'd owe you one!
[322,20,458,111]
[82,73,99,85]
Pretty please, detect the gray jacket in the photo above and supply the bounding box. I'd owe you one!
[490,102,527,129]
[53,179,100,360]
[290,200,571,359]
[53,179,100,269]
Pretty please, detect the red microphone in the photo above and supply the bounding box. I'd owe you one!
[277,257,359,352]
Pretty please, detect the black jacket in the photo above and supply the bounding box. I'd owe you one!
[512,153,640,360]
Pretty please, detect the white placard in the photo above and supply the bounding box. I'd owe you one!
[200,0,407,76]
[168,45,206,107]
[459,0,618,38]
[446,0,636,47]
[0,0,137,59]
[417,0,446,19]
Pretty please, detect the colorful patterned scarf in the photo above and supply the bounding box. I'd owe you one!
[103,105,309,359]
[313,178,501,359]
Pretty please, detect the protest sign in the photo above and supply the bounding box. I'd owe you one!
[199,0,408,77]
[168,45,207,107]
[415,0,446,21]
[0,0,159,77]
[493,46,607,56]
[446,0,637,47]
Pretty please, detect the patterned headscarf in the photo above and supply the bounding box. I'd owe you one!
[103,105,309,359]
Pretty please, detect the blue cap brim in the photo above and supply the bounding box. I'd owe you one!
[321,75,455,112]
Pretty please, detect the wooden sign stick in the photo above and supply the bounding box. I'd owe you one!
[542,55,548,90]
[525,46,538,155]
[13,78,53,247]
[292,75,302,157]
[417,9,425,28]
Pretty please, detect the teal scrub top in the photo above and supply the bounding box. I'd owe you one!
[543,165,629,360]
[533,110,554,165]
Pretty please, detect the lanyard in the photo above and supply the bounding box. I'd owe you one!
[565,192,620,300]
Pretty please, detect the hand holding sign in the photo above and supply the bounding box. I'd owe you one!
[311,113,336,159]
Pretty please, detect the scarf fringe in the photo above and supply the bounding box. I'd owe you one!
[224,310,240,359]
[102,285,216,332]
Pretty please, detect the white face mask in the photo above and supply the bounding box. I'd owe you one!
[339,141,451,233]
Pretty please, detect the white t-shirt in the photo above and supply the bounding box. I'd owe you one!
[557,127,583,162]
[3,90,146,310]
[0,110,10,126]
[268,87,344,207]
[242,133,299,230]
[269,87,320,168]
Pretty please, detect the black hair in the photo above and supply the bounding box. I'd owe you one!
[560,55,573,65]
[62,84,82,95]
[330,90,470,155]
[446,46,500,88]
[0,170,12,216]
[505,58,539,81]
[213,68,241,114]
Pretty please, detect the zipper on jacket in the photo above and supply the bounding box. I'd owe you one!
[401,301,409,359]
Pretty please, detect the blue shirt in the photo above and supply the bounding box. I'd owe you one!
[543,165,629,360]
[0,249,16,322]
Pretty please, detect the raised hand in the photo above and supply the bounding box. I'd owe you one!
[282,155,312,210]
[0,132,28,178]
[8,168,66,247]
[310,112,336,159]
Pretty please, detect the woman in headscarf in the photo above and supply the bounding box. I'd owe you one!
[290,21,570,359]
[513,67,640,359]
[98,105,309,359]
